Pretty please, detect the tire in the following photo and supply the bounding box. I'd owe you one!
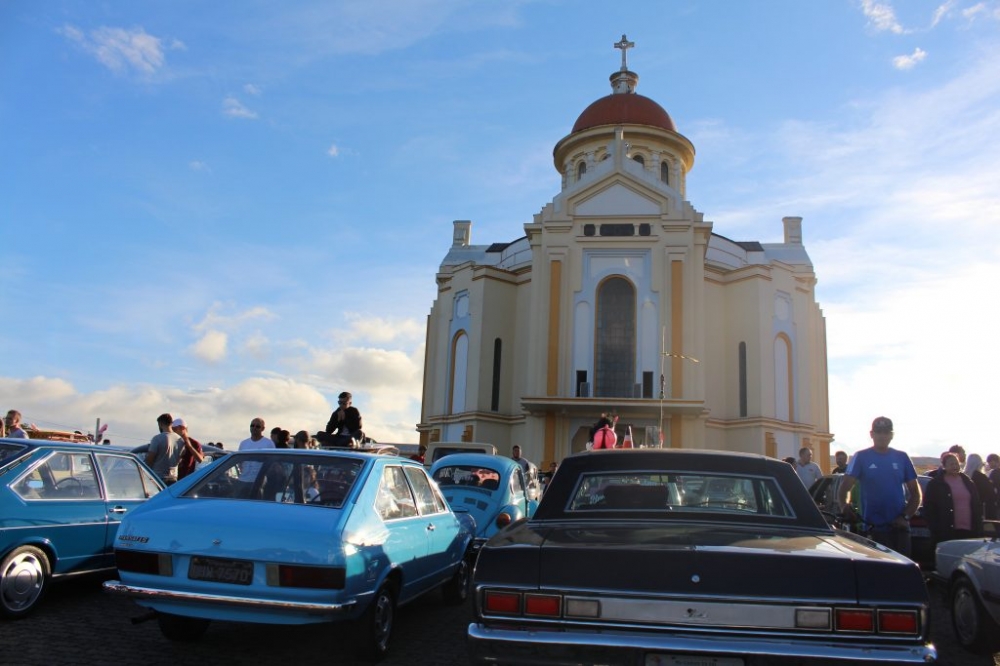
[157,612,211,642]
[442,557,470,605]
[354,583,396,662]
[0,546,50,618]
[950,576,1000,653]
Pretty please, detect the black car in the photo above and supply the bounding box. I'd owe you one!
[469,449,935,665]
[809,473,933,569]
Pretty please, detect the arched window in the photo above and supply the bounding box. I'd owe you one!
[449,332,468,414]
[576,161,587,180]
[660,161,670,185]
[632,154,645,166]
[595,277,636,397]
[773,334,793,421]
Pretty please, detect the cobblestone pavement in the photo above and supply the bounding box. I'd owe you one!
[5,575,999,665]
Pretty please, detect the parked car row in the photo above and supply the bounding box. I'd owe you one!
[8,437,1000,662]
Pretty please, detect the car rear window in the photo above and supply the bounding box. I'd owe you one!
[183,454,364,507]
[568,471,793,517]
[432,464,502,491]
[0,442,28,466]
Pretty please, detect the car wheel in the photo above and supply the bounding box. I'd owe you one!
[442,557,470,605]
[0,546,50,618]
[951,577,1000,653]
[157,612,211,642]
[354,583,396,662]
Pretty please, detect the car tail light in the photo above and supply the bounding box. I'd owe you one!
[835,608,874,632]
[878,609,919,634]
[115,549,172,576]
[524,594,561,617]
[483,590,521,614]
[265,564,345,589]
[795,608,831,630]
[495,512,512,529]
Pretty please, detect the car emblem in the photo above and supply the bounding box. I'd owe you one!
[212,539,222,545]
[690,574,700,583]
[685,607,708,619]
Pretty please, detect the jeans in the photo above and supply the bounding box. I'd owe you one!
[869,525,912,558]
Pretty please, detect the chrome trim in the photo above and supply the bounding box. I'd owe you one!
[103,580,355,613]
[467,623,937,664]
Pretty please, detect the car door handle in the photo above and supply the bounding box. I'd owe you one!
[109,506,128,514]
[426,523,436,532]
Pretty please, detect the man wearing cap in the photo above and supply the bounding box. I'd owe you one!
[837,416,921,557]
[146,413,183,484]
[171,418,204,480]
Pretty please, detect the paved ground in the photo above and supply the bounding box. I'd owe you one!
[5,574,999,665]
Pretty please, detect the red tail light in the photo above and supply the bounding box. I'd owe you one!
[495,512,512,529]
[115,549,172,576]
[836,608,874,632]
[265,564,345,589]
[524,594,561,617]
[878,610,919,634]
[483,590,521,614]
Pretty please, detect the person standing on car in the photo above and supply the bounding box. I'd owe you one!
[832,450,849,474]
[924,452,982,546]
[4,410,29,438]
[963,453,998,521]
[146,413,183,484]
[171,418,204,480]
[794,447,823,488]
[837,416,920,557]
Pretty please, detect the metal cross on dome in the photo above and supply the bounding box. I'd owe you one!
[614,34,635,71]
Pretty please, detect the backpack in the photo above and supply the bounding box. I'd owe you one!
[592,425,617,450]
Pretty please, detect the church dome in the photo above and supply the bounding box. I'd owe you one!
[572,93,676,134]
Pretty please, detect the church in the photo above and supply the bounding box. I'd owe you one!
[417,37,832,471]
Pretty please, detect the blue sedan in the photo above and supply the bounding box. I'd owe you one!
[430,453,538,548]
[104,449,475,661]
[0,438,164,617]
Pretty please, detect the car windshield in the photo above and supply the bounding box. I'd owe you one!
[0,442,29,466]
[183,453,365,507]
[568,471,793,517]
[433,464,502,490]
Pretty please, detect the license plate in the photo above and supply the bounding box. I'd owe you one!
[645,656,744,666]
[188,556,254,585]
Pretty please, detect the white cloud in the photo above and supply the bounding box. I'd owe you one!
[859,0,906,34]
[188,160,210,172]
[327,143,340,157]
[222,96,258,119]
[58,24,180,78]
[192,303,275,333]
[931,1,956,27]
[244,83,262,96]
[893,47,927,69]
[189,330,228,363]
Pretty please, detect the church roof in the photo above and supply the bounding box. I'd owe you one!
[572,93,676,133]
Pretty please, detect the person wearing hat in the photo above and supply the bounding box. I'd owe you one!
[146,413,183,484]
[837,416,921,557]
[171,418,204,480]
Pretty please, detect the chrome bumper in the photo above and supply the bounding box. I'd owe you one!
[467,623,937,664]
[103,580,355,614]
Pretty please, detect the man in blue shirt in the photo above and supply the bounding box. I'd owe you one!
[837,416,921,557]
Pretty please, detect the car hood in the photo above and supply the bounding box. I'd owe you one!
[476,522,926,604]
[116,499,345,563]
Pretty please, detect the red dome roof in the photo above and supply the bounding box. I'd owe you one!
[572,93,675,134]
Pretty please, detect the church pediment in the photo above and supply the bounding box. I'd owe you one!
[572,181,664,216]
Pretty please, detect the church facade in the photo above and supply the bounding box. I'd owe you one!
[418,38,832,471]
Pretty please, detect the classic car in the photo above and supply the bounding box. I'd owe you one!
[424,442,498,465]
[934,525,1000,653]
[809,473,934,569]
[430,453,539,548]
[0,438,164,617]
[104,449,475,661]
[469,449,936,665]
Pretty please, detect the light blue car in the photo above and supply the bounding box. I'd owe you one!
[0,438,164,617]
[104,449,475,661]
[430,452,539,549]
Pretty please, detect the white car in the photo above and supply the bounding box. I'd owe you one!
[934,525,1000,653]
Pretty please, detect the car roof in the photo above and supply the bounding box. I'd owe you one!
[429,452,514,469]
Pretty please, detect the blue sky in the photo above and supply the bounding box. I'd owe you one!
[2,0,999,458]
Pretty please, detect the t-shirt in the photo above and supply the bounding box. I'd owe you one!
[845,447,918,528]
[592,426,617,449]
[944,474,973,530]
[238,436,275,480]
[795,461,823,488]
[8,427,28,439]
[148,432,183,481]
